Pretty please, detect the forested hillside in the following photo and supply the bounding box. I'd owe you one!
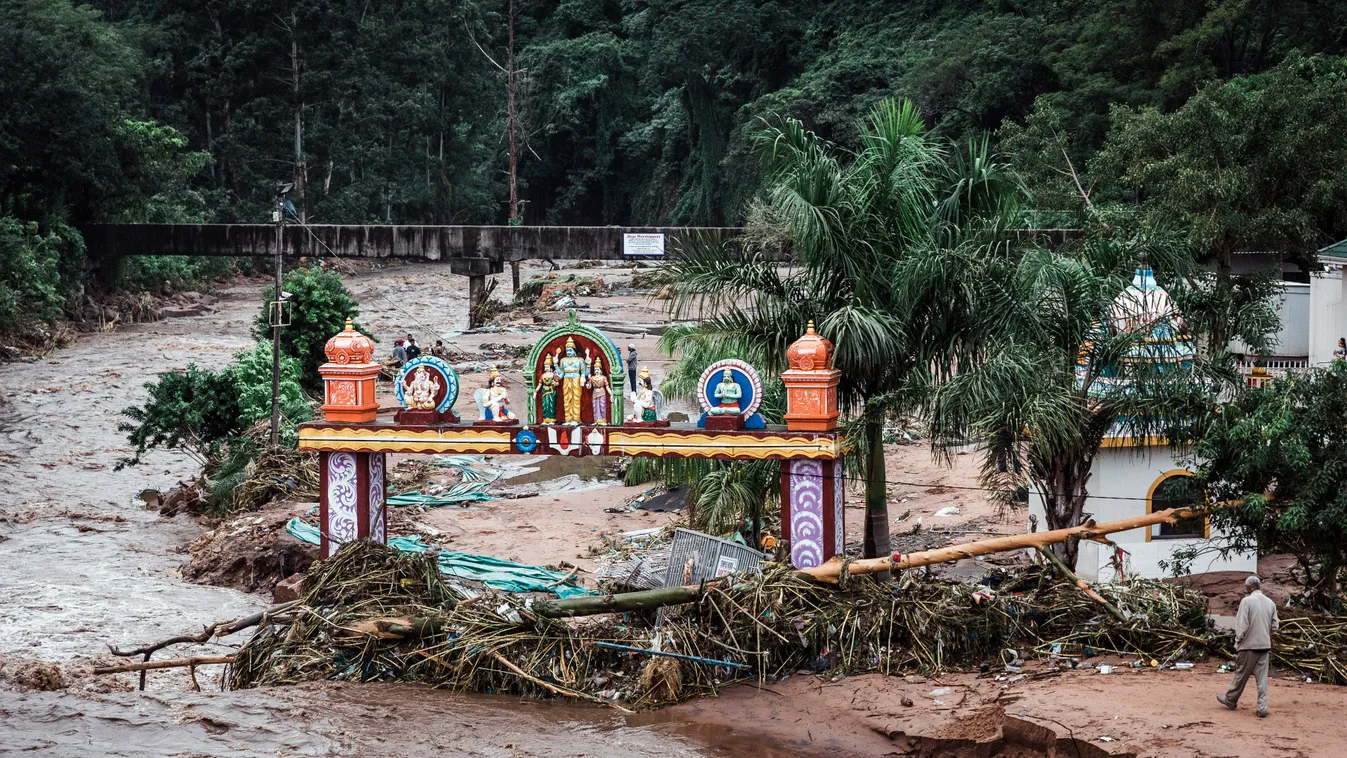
[6,0,1347,338]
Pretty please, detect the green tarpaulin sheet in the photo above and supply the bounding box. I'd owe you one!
[385,455,498,507]
[285,518,591,599]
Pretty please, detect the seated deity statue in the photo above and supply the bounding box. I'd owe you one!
[478,368,515,421]
[406,366,440,410]
[709,369,742,414]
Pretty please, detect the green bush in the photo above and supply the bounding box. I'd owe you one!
[226,340,312,443]
[118,341,312,466]
[118,364,241,466]
[109,255,239,293]
[253,265,364,390]
[0,217,82,337]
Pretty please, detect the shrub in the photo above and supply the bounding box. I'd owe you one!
[1189,361,1347,610]
[119,341,312,466]
[226,340,312,434]
[253,265,363,390]
[118,364,241,467]
[0,217,82,338]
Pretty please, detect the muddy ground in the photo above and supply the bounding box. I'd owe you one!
[1,260,1342,757]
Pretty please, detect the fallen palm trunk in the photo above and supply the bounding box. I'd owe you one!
[800,505,1219,583]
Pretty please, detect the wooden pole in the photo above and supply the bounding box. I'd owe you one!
[799,505,1220,583]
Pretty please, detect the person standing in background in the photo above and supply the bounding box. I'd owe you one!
[626,343,638,392]
[405,336,422,360]
[392,339,407,367]
[1218,575,1280,717]
[431,340,448,359]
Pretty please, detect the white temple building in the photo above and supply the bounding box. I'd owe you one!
[1028,268,1258,582]
[1231,242,1347,385]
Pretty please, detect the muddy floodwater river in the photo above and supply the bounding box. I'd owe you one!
[1,681,841,757]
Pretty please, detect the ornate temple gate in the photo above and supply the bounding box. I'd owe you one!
[299,314,846,570]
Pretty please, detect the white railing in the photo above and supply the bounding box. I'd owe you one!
[1236,356,1310,388]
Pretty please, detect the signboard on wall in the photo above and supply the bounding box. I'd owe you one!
[623,232,665,257]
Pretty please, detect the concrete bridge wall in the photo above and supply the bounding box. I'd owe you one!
[79,224,743,262]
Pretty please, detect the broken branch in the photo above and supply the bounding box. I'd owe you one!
[94,655,236,675]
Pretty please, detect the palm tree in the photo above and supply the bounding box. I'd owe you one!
[917,225,1230,568]
[655,98,1022,562]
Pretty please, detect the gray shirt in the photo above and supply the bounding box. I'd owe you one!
[1235,590,1280,651]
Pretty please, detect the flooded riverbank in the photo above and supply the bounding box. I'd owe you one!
[0,681,846,758]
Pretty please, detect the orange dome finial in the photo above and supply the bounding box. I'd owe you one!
[786,320,833,372]
[324,317,375,365]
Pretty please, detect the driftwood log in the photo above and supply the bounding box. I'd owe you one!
[102,600,299,689]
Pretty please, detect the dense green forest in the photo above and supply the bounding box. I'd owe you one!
[6,0,1347,339]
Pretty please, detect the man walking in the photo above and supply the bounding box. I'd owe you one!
[626,343,638,392]
[1218,575,1279,717]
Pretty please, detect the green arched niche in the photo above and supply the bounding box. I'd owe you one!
[523,309,625,424]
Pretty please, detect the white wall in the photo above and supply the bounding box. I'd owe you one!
[1028,445,1257,582]
[1309,267,1347,366]
[1230,282,1310,358]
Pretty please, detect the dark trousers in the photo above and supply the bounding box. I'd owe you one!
[1225,649,1270,713]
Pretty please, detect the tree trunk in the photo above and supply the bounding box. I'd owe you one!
[862,419,890,578]
[1038,452,1092,570]
[803,502,1222,582]
[506,0,519,224]
[533,585,706,618]
[1213,238,1234,349]
[289,9,306,224]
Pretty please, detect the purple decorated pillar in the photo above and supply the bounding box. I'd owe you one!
[780,456,845,569]
[318,450,388,558]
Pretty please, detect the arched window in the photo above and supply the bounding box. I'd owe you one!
[1147,470,1206,540]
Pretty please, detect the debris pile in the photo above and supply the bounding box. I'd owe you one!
[220,540,1347,711]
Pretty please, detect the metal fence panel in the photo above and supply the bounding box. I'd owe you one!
[661,528,765,588]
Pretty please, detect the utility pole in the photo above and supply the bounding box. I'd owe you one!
[270,188,289,447]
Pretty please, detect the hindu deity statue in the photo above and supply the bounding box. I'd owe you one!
[585,359,612,424]
[709,369,742,415]
[405,366,441,410]
[476,366,515,421]
[628,367,662,422]
[534,354,559,423]
[554,337,592,424]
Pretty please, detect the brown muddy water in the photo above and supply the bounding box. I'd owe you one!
[0,681,839,757]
